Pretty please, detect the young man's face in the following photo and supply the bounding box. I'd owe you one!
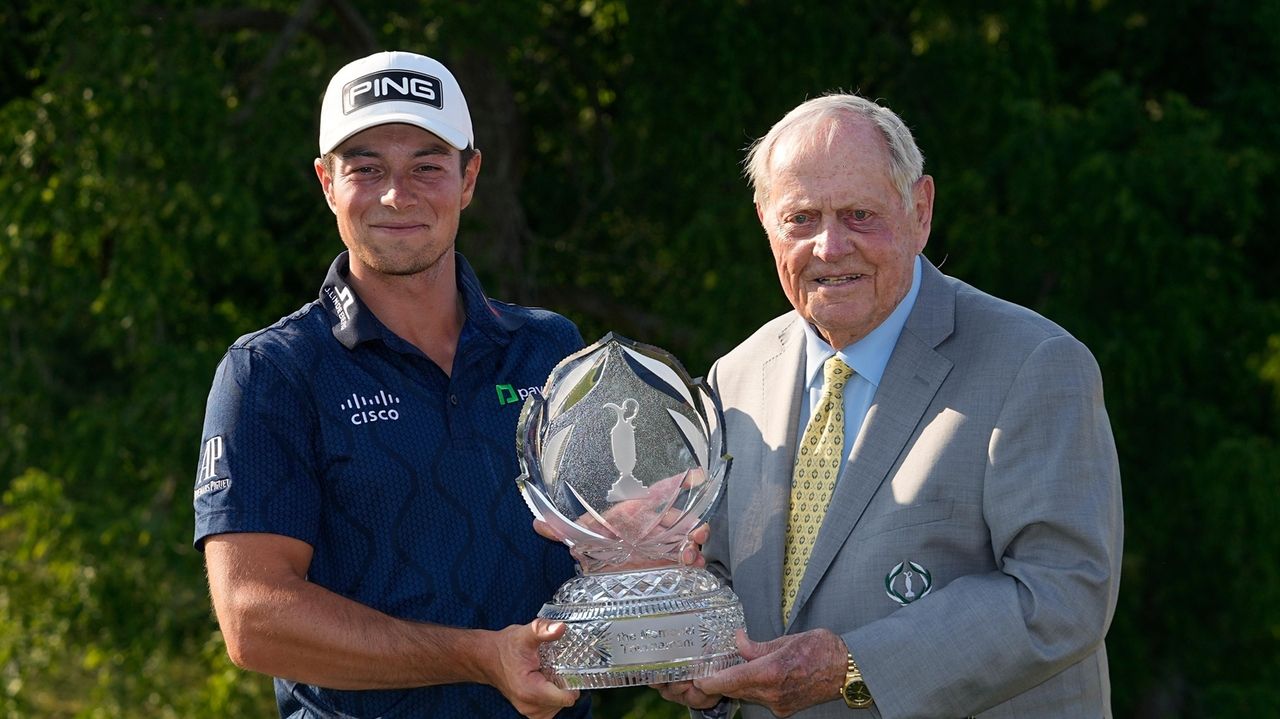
[315,123,481,280]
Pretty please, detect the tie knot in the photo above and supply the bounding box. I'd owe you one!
[821,356,852,396]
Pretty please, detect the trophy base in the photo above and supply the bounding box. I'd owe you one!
[537,566,745,690]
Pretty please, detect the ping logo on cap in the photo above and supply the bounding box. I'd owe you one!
[342,70,443,115]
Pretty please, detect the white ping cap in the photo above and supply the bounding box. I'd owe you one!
[318,51,473,155]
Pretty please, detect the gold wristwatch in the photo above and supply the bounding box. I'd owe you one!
[841,652,873,709]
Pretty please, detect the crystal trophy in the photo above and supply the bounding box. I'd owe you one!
[516,333,745,689]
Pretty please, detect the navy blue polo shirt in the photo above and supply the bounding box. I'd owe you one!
[194,251,589,719]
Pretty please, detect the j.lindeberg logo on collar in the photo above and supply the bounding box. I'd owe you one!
[325,286,356,330]
[342,390,402,425]
[342,70,443,114]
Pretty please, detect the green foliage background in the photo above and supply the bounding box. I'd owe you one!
[2,1,1277,717]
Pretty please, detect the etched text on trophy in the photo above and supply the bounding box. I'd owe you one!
[607,615,701,662]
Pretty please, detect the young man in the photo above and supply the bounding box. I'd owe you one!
[193,51,587,719]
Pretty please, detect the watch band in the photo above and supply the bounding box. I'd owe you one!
[842,651,874,709]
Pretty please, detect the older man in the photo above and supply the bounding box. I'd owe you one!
[664,94,1123,718]
[194,51,586,719]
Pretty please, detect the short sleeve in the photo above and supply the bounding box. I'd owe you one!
[193,346,321,550]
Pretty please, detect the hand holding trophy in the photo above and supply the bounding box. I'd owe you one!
[516,333,745,689]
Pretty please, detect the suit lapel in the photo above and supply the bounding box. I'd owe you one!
[787,261,956,626]
[755,316,806,639]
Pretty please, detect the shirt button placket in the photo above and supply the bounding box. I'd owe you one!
[445,388,464,437]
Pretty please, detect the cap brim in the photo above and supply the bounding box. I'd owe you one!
[320,112,470,154]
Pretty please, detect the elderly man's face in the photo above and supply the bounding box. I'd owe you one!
[758,118,933,349]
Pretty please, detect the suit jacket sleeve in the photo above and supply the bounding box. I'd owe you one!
[703,357,734,588]
[848,333,1123,718]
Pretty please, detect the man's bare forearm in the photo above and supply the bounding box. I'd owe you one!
[215,568,494,688]
[205,533,494,689]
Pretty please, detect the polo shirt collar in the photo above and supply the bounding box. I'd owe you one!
[319,250,515,350]
[320,252,381,349]
[455,252,517,346]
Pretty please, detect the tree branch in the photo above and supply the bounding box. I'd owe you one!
[232,0,325,125]
[325,0,377,55]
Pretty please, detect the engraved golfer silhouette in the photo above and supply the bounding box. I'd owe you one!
[604,398,646,501]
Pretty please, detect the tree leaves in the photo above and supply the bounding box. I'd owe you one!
[1,1,1277,716]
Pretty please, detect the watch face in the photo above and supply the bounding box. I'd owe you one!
[843,679,873,708]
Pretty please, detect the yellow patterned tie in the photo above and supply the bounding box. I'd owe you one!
[782,356,852,624]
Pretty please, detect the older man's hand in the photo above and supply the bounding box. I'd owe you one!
[692,628,849,717]
[653,678,723,711]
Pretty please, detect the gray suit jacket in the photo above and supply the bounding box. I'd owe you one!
[705,260,1122,719]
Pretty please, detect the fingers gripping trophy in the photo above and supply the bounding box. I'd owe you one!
[516,334,745,689]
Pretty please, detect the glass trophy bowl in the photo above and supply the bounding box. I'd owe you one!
[516,333,744,689]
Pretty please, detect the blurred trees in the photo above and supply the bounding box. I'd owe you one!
[1,1,1276,717]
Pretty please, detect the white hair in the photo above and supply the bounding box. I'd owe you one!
[744,93,925,211]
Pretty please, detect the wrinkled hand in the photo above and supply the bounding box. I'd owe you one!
[484,618,580,719]
[693,628,848,717]
[652,678,722,711]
